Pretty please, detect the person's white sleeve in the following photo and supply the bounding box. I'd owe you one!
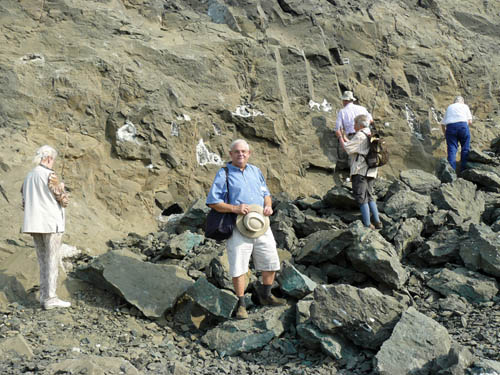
[335,111,343,132]
[466,105,472,121]
[344,133,363,155]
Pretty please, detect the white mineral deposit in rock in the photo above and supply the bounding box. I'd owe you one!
[232,105,263,118]
[196,139,223,166]
[405,104,424,140]
[321,99,332,112]
[117,120,140,144]
[309,100,321,111]
[177,114,191,121]
[431,107,443,123]
[20,53,45,64]
[308,99,332,112]
[212,122,222,135]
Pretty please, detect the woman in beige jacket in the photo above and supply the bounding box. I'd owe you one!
[341,115,383,229]
[21,145,71,310]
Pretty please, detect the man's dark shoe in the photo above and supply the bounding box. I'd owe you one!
[235,305,248,319]
[259,294,286,306]
[374,221,383,229]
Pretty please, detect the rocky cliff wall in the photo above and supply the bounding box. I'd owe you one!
[1,0,499,253]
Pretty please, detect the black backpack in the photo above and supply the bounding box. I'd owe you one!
[361,130,389,168]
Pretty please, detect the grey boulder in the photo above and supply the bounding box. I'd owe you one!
[384,190,432,221]
[277,260,317,299]
[375,307,451,375]
[427,267,498,304]
[459,223,500,277]
[310,284,407,350]
[76,250,194,318]
[400,169,441,194]
[346,223,408,289]
[201,305,294,356]
[431,178,484,224]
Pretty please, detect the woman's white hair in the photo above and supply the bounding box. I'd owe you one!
[33,145,57,165]
[230,139,250,151]
[354,114,370,128]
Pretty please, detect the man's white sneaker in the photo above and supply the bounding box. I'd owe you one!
[43,298,71,310]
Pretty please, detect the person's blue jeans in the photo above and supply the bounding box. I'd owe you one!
[445,121,470,171]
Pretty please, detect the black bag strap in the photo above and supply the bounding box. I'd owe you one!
[223,167,230,204]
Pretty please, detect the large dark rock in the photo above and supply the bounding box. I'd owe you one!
[412,229,462,265]
[435,158,457,184]
[270,211,298,250]
[400,169,441,194]
[322,186,358,210]
[310,284,407,350]
[375,307,451,375]
[346,223,408,289]
[384,190,432,221]
[175,199,210,234]
[427,267,498,304]
[207,252,234,290]
[296,323,358,362]
[183,277,238,320]
[76,250,194,318]
[431,178,485,224]
[461,168,500,192]
[159,231,204,259]
[293,213,339,238]
[467,149,496,164]
[459,224,500,277]
[295,229,353,265]
[201,305,294,356]
[277,260,317,299]
[392,217,424,258]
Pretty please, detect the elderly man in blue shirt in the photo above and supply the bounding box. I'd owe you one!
[206,139,285,319]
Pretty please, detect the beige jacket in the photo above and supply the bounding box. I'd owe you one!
[22,165,66,233]
[344,128,378,178]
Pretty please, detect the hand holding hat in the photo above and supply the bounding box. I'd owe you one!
[236,204,270,238]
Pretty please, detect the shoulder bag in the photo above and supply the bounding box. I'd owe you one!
[205,167,237,241]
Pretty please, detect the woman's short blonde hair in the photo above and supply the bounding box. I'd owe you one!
[33,145,57,165]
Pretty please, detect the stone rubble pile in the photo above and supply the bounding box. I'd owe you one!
[32,147,495,374]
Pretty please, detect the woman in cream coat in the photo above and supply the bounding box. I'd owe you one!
[341,115,383,229]
[21,145,71,310]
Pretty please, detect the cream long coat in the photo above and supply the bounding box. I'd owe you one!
[343,128,378,178]
[22,165,65,233]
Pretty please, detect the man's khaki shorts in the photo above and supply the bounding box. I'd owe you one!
[226,227,281,278]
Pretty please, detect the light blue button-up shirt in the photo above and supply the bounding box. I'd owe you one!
[206,162,270,206]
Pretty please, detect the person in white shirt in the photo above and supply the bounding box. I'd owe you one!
[21,145,71,310]
[441,95,472,171]
[335,91,373,168]
[335,91,373,147]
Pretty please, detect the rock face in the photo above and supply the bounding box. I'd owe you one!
[2,1,500,373]
[375,307,452,375]
[1,0,500,259]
